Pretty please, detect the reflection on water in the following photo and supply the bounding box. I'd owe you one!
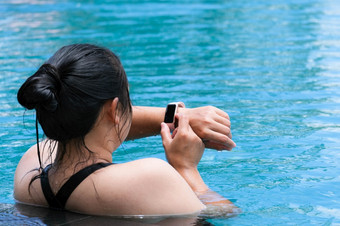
[1,0,340,225]
[4,203,211,226]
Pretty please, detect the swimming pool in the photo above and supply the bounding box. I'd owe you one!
[1,0,340,224]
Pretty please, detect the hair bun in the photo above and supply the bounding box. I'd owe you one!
[18,64,61,112]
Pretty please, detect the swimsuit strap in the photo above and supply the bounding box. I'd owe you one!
[41,162,113,209]
[41,164,59,208]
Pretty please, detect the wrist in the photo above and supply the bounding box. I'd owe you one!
[175,167,209,194]
[177,105,187,114]
[164,102,185,130]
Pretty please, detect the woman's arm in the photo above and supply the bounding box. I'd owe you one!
[127,106,165,140]
[128,106,236,151]
[160,114,240,217]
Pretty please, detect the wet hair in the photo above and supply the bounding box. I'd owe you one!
[17,44,132,168]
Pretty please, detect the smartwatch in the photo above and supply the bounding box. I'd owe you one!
[164,102,185,130]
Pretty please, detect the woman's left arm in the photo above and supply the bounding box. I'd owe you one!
[127,106,165,140]
[127,106,236,151]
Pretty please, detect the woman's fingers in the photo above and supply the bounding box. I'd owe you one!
[213,106,230,120]
[205,116,232,139]
[214,113,231,129]
[203,139,235,151]
[175,113,190,132]
[202,130,236,150]
[160,122,172,147]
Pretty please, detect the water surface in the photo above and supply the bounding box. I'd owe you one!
[1,0,340,225]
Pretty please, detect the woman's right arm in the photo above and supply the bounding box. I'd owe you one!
[160,114,240,217]
[128,106,236,151]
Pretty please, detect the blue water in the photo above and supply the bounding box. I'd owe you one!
[1,0,340,225]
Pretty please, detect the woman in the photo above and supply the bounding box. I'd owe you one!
[14,44,238,217]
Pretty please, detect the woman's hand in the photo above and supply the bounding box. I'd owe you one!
[178,106,236,151]
[160,113,241,216]
[161,114,205,170]
[161,113,208,193]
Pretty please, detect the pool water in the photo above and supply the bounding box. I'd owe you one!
[1,0,340,225]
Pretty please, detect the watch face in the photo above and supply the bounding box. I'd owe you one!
[164,104,177,123]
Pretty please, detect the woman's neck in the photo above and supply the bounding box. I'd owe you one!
[53,135,117,170]
[52,101,124,169]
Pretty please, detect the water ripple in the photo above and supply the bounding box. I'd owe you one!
[1,0,340,224]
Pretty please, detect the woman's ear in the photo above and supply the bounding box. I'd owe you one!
[109,97,120,125]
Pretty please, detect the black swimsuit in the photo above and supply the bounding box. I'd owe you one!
[40,162,113,209]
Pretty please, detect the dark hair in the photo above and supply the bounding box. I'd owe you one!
[17,44,132,167]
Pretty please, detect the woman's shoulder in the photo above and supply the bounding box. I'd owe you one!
[14,143,49,206]
[15,141,56,178]
[67,158,205,216]
[17,141,57,166]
